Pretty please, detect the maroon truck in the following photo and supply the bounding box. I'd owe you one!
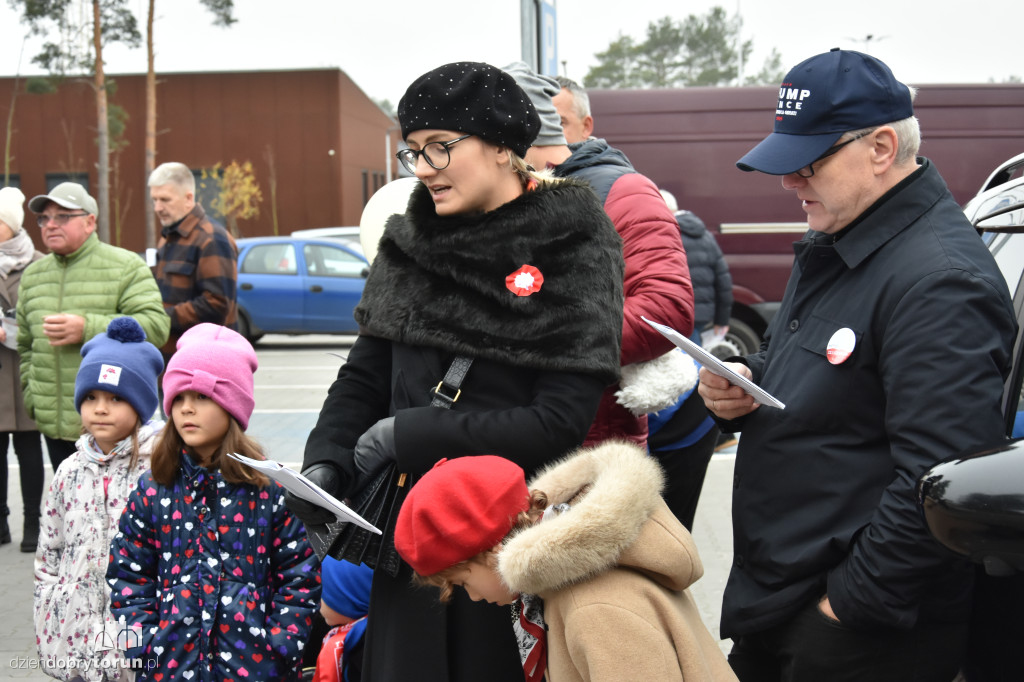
[590,84,1024,354]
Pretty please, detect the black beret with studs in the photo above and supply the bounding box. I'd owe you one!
[398,61,541,157]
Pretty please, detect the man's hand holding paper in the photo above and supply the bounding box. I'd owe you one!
[698,365,759,420]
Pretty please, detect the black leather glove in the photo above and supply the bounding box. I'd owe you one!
[285,461,344,527]
[353,416,397,487]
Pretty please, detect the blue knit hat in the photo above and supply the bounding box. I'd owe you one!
[75,317,164,420]
[320,558,373,619]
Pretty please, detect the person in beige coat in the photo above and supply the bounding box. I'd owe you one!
[0,186,45,552]
[395,440,737,682]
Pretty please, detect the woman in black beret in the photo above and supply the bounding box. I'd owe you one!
[289,61,625,682]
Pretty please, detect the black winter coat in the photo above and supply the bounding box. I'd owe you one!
[721,160,1017,638]
[302,178,625,681]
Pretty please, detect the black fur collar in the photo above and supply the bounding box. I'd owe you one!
[355,179,624,384]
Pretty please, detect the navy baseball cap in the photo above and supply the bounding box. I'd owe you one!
[737,48,914,175]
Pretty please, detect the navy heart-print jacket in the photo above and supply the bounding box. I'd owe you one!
[107,454,321,681]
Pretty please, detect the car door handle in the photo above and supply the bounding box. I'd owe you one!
[310,285,323,293]
[240,283,253,290]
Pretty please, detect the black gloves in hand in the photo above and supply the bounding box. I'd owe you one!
[285,461,343,527]
[287,417,396,527]
[353,416,397,484]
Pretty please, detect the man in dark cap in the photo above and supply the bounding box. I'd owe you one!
[698,48,1017,680]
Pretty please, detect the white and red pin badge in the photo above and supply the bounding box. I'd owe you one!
[506,264,544,297]
[826,327,856,365]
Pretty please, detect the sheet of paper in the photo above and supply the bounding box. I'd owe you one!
[227,453,381,534]
[642,316,785,410]
[700,328,726,349]
[1,318,17,351]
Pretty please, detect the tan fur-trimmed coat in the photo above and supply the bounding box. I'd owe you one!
[499,441,737,682]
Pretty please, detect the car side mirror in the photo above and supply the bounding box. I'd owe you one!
[918,439,1024,576]
[973,200,1024,232]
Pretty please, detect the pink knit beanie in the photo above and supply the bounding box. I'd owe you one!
[162,323,258,429]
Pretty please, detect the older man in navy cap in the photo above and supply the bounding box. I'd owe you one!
[698,49,1017,680]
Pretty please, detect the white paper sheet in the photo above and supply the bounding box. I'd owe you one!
[1,318,17,351]
[700,328,726,349]
[642,316,786,409]
[227,453,381,533]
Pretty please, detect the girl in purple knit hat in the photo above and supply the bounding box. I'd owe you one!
[106,323,320,681]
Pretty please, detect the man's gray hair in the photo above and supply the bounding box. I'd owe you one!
[889,115,922,164]
[555,75,590,119]
[148,162,196,193]
[844,86,920,165]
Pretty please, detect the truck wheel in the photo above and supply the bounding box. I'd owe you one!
[705,335,743,361]
[723,318,761,357]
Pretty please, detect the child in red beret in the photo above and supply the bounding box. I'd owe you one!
[394,440,737,682]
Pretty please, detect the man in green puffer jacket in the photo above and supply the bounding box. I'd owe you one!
[16,183,169,482]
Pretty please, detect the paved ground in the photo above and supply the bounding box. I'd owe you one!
[2,334,736,677]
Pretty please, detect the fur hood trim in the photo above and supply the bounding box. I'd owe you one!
[499,440,702,596]
[355,178,625,384]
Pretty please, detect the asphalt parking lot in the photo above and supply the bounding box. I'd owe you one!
[2,334,736,677]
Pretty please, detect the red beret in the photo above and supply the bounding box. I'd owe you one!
[395,456,531,576]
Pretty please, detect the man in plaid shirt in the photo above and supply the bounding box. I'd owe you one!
[149,161,238,360]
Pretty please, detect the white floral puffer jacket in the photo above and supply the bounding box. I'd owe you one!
[33,419,164,681]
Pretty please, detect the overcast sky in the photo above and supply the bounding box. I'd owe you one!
[2,0,1022,106]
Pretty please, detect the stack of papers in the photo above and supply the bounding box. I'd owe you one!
[227,453,381,534]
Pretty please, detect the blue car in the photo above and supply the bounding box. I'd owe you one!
[234,236,368,342]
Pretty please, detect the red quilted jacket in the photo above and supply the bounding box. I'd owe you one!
[556,142,694,447]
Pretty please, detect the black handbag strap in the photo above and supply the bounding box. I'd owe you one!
[430,355,473,409]
[325,355,473,575]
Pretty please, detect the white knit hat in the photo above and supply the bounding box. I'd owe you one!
[0,187,26,234]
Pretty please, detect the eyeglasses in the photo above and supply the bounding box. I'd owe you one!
[396,135,472,174]
[37,212,89,227]
[794,129,876,178]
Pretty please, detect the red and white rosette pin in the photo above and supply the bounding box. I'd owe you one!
[826,327,856,365]
[506,264,544,297]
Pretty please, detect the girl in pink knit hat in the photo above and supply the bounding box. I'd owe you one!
[106,323,321,681]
